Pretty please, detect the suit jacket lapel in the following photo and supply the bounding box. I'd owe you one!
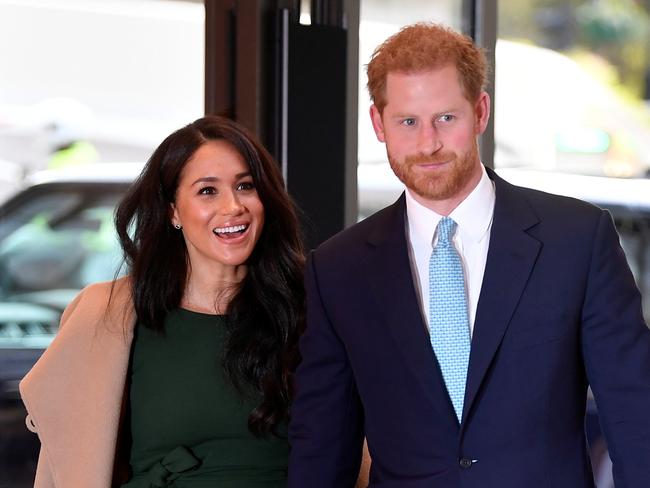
[461,170,541,425]
[364,195,459,424]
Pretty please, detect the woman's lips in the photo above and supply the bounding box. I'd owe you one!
[212,223,250,240]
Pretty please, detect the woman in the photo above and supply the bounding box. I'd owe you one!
[19,115,305,487]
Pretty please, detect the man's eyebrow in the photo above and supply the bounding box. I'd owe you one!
[390,109,458,118]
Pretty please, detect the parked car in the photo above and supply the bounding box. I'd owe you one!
[0,158,25,205]
[0,163,141,487]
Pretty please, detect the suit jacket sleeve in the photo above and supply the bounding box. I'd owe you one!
[288,252,364,488]
[581,210,650,485]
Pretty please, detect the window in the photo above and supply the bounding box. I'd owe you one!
[495,1,650,178]
[0,0,204,197]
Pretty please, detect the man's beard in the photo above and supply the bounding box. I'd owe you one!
[388,141,479,202]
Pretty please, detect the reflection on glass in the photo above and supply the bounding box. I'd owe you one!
[0,0,204,191]
[496,0,650,178]
[0,188,125,310]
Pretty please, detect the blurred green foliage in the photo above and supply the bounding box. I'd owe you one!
[499,0,650,99]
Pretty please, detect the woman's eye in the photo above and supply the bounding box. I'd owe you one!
[237,181,255,191]
[199,186,217,195]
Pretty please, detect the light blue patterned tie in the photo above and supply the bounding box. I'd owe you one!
[428,217,471,422]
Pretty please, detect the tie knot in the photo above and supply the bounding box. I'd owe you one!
[436,217,457,246]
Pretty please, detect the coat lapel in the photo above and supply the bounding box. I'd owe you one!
[461,170,541,425]
[363,195,459,423]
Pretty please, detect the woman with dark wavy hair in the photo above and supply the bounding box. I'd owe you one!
[20,115,305,488]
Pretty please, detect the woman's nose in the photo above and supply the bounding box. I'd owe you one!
[219,191,245,215]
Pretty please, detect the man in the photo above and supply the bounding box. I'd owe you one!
[288,23,650,487]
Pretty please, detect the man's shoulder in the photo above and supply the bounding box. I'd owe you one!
[494,169,607,216]
[495,172,605,222]
[313,197,402,259]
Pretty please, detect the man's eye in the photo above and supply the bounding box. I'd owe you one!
[237,181,255,191]
[401,118,416,127]
[199,187,216,195]
[438,114,454,123]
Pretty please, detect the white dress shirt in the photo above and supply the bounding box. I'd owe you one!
[405,165,496,335]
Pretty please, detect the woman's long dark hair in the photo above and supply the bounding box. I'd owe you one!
[114,115,305,436]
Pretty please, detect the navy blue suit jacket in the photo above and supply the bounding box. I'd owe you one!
[288,168,650,487]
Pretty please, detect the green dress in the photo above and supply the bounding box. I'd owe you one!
[121,309,289,488]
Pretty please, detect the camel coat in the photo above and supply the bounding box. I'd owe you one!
[19,277,135,488]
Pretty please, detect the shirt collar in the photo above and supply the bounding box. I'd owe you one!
[405,165,495,245]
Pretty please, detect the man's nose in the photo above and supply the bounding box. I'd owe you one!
[417,124,441,154]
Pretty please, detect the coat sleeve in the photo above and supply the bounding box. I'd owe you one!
[20,288,88,488]
[288,252,365,488]
[21,288,86,434]
[581,210,650,486]
[20,280,130,488]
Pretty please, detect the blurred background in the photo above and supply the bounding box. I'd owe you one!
[1,1,649,486]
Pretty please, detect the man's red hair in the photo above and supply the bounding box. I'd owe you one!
[367,22,488,112]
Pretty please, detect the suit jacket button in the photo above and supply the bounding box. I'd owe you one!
[459,458,473,469]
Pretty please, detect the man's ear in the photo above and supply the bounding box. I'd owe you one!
[370,104,386,143]
[474,91,490,135]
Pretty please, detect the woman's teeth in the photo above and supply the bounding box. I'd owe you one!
[213,224,247,235]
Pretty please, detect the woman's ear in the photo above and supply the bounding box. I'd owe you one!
[170,203,180,229]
